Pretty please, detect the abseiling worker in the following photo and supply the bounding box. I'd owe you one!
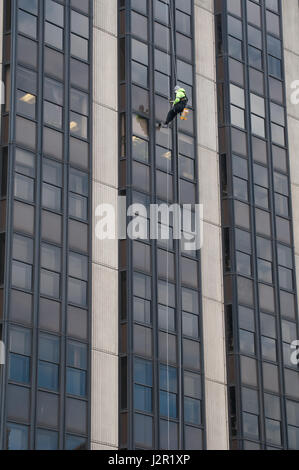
[158,85,188,128]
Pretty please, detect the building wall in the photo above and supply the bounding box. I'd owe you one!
[91,0,119,450]
[195,0,229,450]
[282,0,299,307]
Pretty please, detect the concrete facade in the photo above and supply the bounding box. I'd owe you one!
[194,0,229,450]
[282,0,299,301]
[91,0,119,450]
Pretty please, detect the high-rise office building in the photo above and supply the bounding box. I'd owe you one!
[0,0,298,451]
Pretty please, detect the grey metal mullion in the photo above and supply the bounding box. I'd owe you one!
[126,0,134,450]
[242,0,267,449]
[171,0,184,450]
[30,0,45,450]
[0,0,17,450]
[148,0,159,451]
[87,0,93,451]
[263,0,296,450]
[220,0,243,448]
[262,0,288,449]
[60,0,71,450]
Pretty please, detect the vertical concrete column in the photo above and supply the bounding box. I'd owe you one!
[91,0,119,450]
[282,0,299,300]
[194,0,229,450]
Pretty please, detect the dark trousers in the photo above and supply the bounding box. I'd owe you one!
[165,100,187,125]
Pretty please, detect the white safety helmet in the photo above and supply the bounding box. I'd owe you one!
[174,85,180,92]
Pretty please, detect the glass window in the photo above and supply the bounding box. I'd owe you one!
[241,356,257,386]
[159,332,177,364]
[68,277,87,306]
[44,77,63,105]
[65,435,87,451]
[14,173,34,202]
[18,9,37,38]
[263,363,279,393]
[134,414,152,448]
[135,384,152,412]
[242,388,259,414]
[262,336,277,361]
[40,269,60,298]
[36,429,58,450]
[71,34,88,61]
[42,183,61,211]
[183,312,199,338]
[18,35,38,69]
[181,258,198,289]
[240,329,255,354]
[134,324,152,357]
[41,243,61,272]
[16,116,36,150]
[266,11,280,36]
[16,89,36,119]
[71,10,89,38]
[266,419,281,446]
[37,393,59,428]
[160,420,178,450]
[71,89,88,116]
[12,234,33,264]
[13,201,35,235]
[132,39,148,66]
[70,111,88,139]
[70,59,89,91]
[15,148,35,178]
[38,361,59,391]
[243,412,259,439]
[228,36,243,60]
[19,0,38,15]
[132,11,148,41]
[45,22,63,50]
[176,10,191,35]
[44,47,64,81]
[183,339,200,370]
[45,0,64,27]
[12,260,32,290]
[6,423,28,450]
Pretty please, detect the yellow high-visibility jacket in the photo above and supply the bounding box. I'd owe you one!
[173,88,187,106]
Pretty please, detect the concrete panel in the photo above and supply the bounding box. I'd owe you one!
[91,350,118,447]
[284,50,299,121]
[92,181,118,269]
[94,0,117,36]
[195,6,215,81]
[93,28,118,111]
[93,103,118,188]
[92,263,118,355]
[287,116,299,187]
[91,443,118,450]
[296,255,299,301]
[201,221,223,303]
[205,380,229,450]
[282,0,299,56]
[198,146,220,226]
[292,184,299,256]
[196,76,218,152]
[202,298,226,384]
